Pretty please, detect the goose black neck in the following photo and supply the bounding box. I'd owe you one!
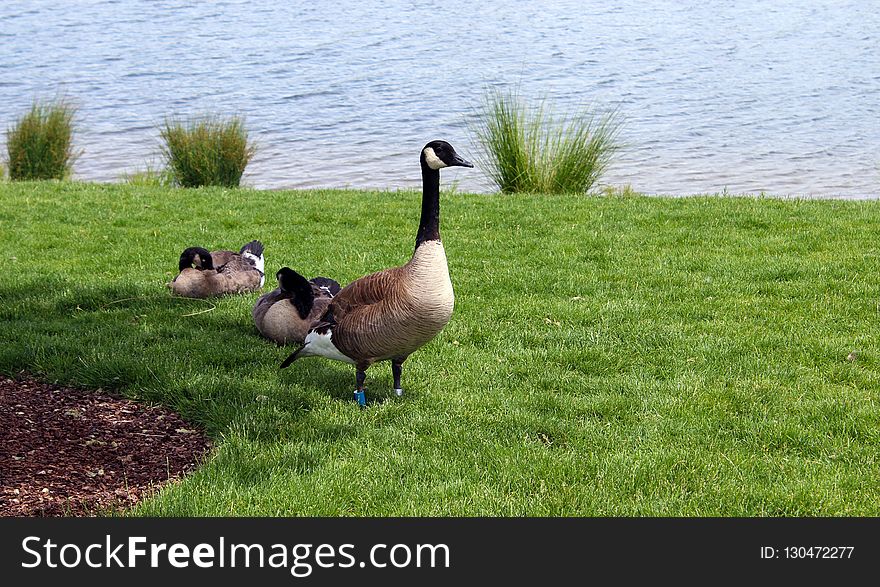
[415,163,441,248]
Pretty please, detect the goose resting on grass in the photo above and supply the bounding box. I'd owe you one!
[253,267,341,345]
[169,240,265,298]
[280,140,473,407]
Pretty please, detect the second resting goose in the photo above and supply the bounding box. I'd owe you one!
[253,267,341,345]
[169,240,265,298]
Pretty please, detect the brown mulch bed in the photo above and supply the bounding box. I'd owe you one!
[0,374,211,517]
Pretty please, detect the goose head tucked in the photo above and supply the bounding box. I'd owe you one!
[277,266,315,320]
[179,247,214,271]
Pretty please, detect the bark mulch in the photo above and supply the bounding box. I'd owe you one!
[0,374,211,517]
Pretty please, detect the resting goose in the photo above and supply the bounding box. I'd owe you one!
[169,240,265,298]
[253,267,341,345]
[280,140,473,406]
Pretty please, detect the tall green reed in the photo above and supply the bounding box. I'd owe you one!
[473,88,620,194]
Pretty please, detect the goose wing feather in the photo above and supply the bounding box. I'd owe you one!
[209,249,238,269]
[210,256,262,291]
[330,267,403,314]
[320,266,412,359]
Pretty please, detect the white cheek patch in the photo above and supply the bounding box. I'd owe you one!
[423,147,447,170]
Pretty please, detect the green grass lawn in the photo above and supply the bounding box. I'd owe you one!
[1,181,879,515]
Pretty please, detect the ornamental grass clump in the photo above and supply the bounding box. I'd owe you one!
[160,116,256,188]
[473,88,621,194]
[6,100,77,181]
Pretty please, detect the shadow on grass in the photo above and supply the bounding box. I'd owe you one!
[0,278,379,439]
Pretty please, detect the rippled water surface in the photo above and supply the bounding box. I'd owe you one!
[2,0,878,196]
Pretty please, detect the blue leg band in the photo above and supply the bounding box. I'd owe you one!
[354,390,366,407]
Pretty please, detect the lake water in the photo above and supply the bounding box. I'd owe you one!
[2,0,878,197]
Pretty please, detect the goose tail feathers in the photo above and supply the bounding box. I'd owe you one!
[239,240,264,258]
[240,240,265,285]
[280,346,305,369]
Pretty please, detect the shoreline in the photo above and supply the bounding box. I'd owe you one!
[4,177,879,201]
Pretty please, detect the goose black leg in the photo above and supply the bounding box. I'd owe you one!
[392,356,407,397]
[355,366,367,408]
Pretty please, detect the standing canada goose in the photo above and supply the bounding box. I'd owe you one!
[253,267,341,345]
[280,140,473,406]
[169,240,265,298]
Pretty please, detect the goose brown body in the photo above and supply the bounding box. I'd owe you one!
[171,267,262,298]
[280,140,472,405]
[327,240,454,365]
